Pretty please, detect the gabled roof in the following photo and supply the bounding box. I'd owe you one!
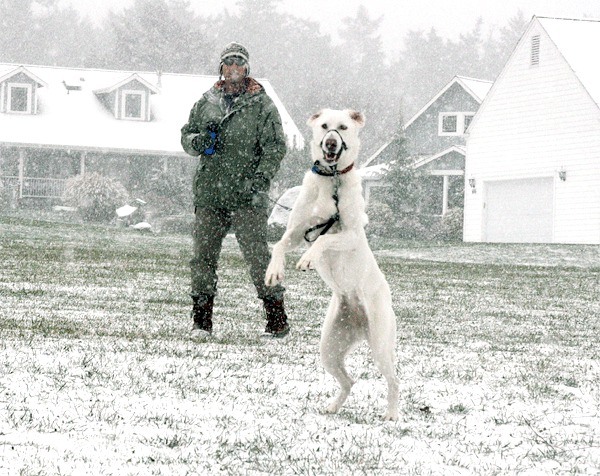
[0,65,47,87]
[403,75,492,130]
[93,73,160,95]
[358,162,389,181]
[363,139,394,167]
[363,75,491,168]
[468,16,600,134]
[0,63,304,155]
[537,16,600,108]
[413,145,465,169]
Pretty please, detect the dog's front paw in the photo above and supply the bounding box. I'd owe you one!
[296,250,319,271]
[265,258,285,286]
[383,409,399,422]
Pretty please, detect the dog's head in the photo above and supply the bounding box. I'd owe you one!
[306,109,365,169]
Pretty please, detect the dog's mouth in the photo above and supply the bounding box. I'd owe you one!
[323,151,339,163]
[321,131,344,163]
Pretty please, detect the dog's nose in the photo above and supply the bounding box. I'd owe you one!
[325,137,338,151]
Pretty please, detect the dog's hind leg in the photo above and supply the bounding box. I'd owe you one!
[320,296,361,414]
[366,297,400,421]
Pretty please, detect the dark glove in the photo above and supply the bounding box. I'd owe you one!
[192,122,220,155]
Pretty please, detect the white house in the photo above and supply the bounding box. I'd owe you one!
[0,63,304,199]
[464,16,600,244]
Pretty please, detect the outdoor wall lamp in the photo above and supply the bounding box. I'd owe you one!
[558,168,567,181]
[468,177,477,193]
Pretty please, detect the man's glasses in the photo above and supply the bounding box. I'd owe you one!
[222,56,247,66]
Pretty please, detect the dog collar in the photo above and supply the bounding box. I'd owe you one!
[311,161,354,177]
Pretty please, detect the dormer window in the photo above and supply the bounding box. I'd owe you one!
[0,67,45,115]
[8,83,32,113]
[121,90,145,120]
[439,112,475,136]
[94,73,158,122]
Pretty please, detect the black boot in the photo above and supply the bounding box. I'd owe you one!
[191,294,214,335]
[263,297,290,337]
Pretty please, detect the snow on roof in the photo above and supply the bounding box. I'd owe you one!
[0,65,47,86]
[537,16,600,108]
[358,163,389,180]
[457,76,493,103]
[403,75,493,130]
[0,64,304,155]
[413,144,466,169]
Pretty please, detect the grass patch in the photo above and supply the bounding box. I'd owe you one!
[1,213,599,474]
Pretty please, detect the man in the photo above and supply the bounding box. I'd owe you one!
[181,42,289,337]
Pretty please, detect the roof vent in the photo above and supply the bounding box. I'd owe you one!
[530,35,540,66]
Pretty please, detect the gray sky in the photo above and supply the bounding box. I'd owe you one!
[62,0,600,55]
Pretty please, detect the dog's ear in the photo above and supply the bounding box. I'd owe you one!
[307,110,323,126]
[347,110,365,128]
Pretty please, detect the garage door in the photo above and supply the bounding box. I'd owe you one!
[484,177,554,243]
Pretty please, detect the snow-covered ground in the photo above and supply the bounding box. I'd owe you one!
[1,219,599,475]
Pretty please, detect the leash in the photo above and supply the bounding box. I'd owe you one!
[266,194,293,212]
[304,161,354,243]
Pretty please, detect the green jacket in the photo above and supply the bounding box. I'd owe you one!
[181,78,287,210]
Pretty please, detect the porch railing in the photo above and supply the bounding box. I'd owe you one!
[1,176,67,199]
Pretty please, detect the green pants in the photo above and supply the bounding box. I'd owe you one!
[190,207,284,300]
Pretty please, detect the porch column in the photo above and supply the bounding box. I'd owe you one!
[18,149,25,199]
[80,152,86,175]
[364,182,371,208]
[442,175,449,216]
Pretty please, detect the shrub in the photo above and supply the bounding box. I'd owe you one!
[62,173,129,223]
[394,213,431,240]
[366,201,464,242]
[158,214,194,235]
[144,168,192,216]
[432,208,464,242]
[366,201,396,237]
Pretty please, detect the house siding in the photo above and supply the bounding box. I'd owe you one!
[464,20,600,244]
[405,82,480,156]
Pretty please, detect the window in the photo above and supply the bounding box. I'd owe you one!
[438,112,475,136]
[441,114,457,133]
[7,83,32,113]
[120,90,145,120]
[531,35,540,66]
[463,114,474,132]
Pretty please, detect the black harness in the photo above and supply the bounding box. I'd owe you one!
[304,160,354,243]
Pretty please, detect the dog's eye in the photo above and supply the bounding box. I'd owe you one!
[321,123,328,129]
[339,124,348,130]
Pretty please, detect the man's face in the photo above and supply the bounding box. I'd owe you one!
[222,56,247,83]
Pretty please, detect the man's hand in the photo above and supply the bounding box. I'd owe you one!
[192,122,220,155]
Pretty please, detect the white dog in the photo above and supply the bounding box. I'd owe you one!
[265,108,399,421]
